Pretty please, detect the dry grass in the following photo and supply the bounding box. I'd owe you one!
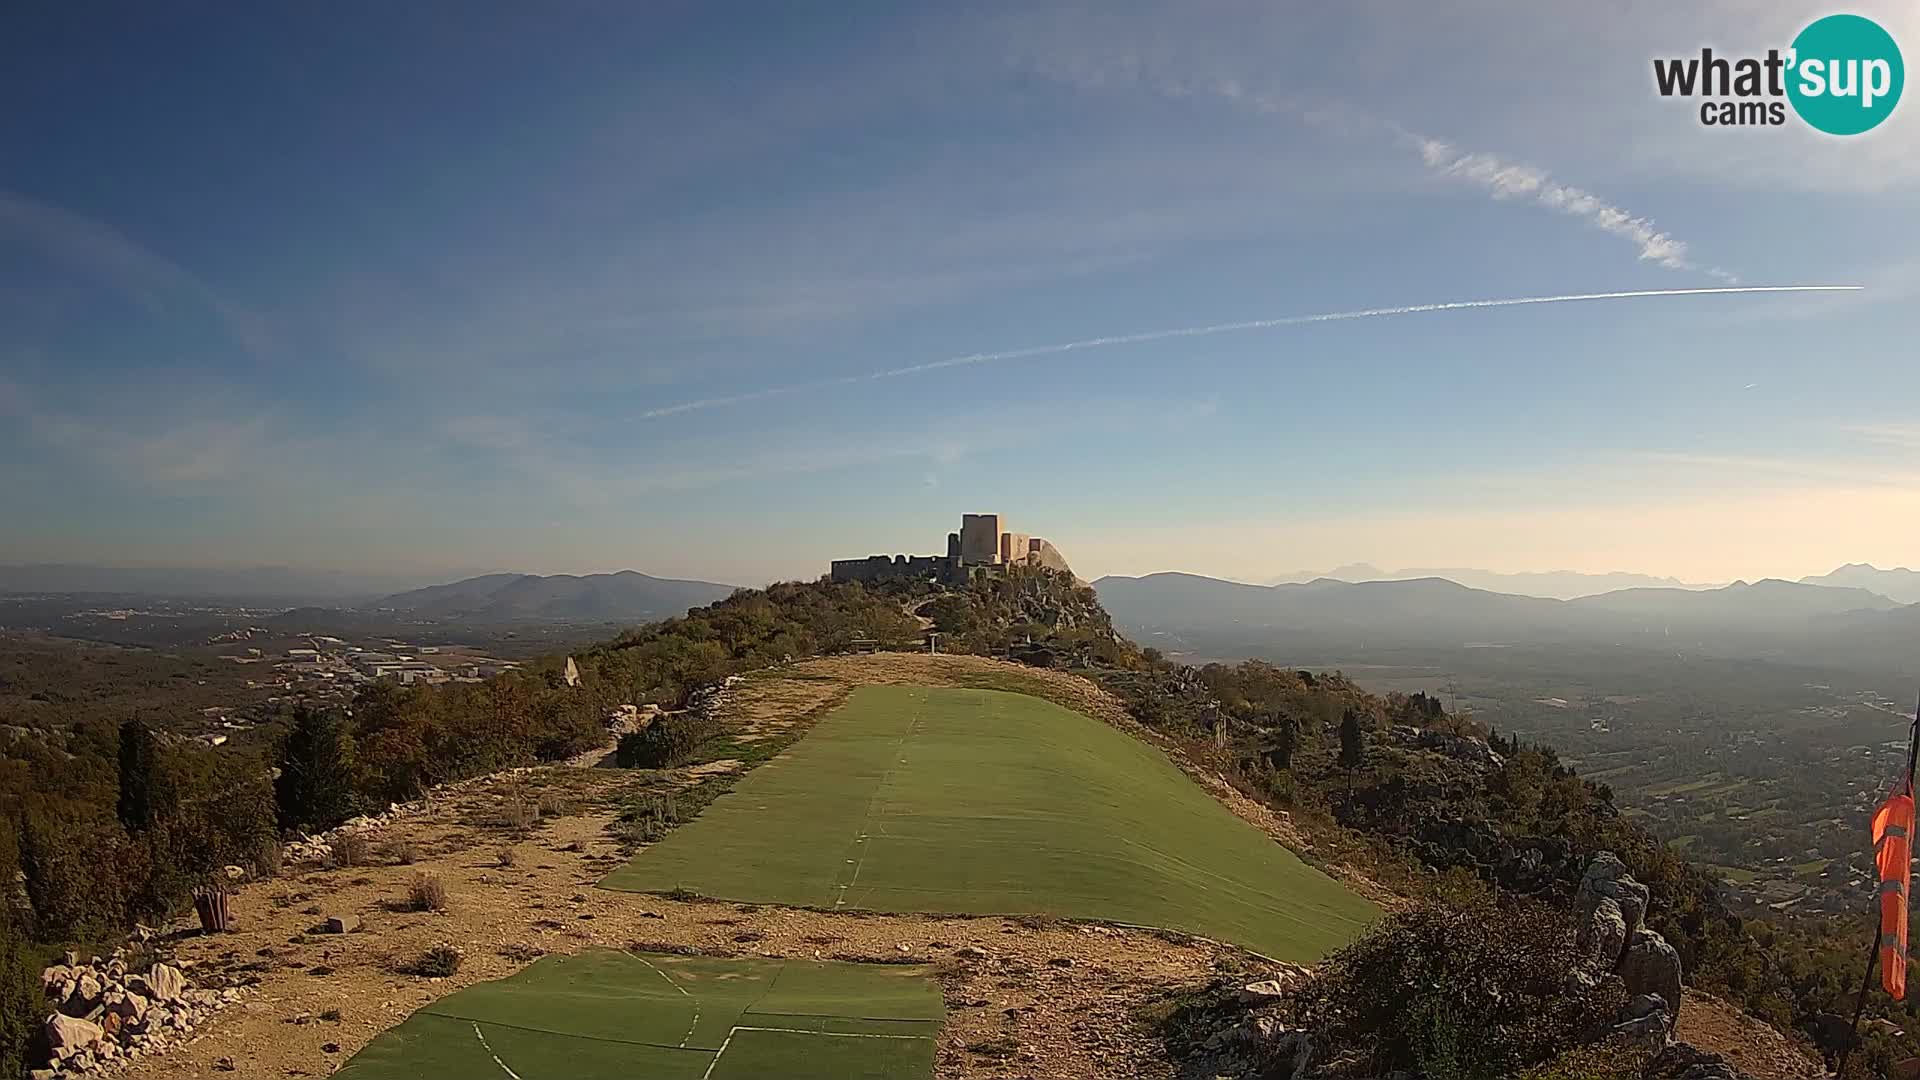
[408,943,463,978]
[405,872,448,912]
[328,833,371,869]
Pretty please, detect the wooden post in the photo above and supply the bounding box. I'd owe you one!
[193,886,233,933]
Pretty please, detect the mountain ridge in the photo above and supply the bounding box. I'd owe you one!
[1092,570,1904,653]
[369,570,739,621]
[1262,564,1716,599]
[1799,562,1920,604]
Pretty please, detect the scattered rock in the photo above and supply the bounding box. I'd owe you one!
[1613,1008,1671,1055]
[1579,896,1628,973]
[1618,930,1684,1031]
[34,948,244,1072]
[1578,852,1650,945]
[1237,979,1292,1005]
[1628,993,1669,1019]
[141,963,188,1003]
[320,915,360,934]
[45,1013,104,1059]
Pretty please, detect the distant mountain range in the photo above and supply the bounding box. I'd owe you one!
[1798,563,1920,605]
[1262,564,1713,600]
[0,563,449,603]
[1092,572,1908,666]
[368,571,738,621]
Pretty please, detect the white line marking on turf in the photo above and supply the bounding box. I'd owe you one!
[835,703,923,908]
[701,1024,934,1079]
[632,953,701,1048]
[731,1025,928,1039]
[472,1022,524,1080]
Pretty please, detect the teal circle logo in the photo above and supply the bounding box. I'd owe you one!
[1787,14,1903,135]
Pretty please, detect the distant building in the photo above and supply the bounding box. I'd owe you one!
[830,513,1071,585]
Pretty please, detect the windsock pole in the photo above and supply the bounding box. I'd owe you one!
[1841,690,1920,1074]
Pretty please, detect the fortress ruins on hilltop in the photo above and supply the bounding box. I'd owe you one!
[829,513,1072,586]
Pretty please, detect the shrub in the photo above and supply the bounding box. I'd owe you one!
[536,790,573,818]
[499,799,536,831]
[497,942,544,962]
[610,820,660,848]
[1517,1036,1652,1080]
[406,873,448,912]
[385,840,419,866]
[1288,896,1623,1078]
[18,812,138,939]
[410,943,463,977]
[616,713,720,769]
[255,837,283,879]
[328,833,371,869]
[0,910,40,1080]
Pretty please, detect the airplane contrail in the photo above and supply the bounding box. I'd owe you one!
[640,285,1862,420]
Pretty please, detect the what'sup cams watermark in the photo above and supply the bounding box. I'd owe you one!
[1653,13,1903,134]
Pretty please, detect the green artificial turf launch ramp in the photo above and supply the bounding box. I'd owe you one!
[335,949,943,1080]
[603,685,1377,961]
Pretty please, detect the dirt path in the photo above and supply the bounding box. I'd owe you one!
[1677,992,1824,1080]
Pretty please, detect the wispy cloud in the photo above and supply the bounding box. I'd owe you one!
[1410,138,1736,282]
[0,189,276,360]
[1012,44,1738,283]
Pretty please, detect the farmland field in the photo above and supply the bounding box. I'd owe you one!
[335,949,943,1080]
[602,685,1376,961]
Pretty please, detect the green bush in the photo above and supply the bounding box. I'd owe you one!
[19,811,137,939]
[1290,896,1624,1078]
[0,910,40,1080]
[616,713,720,769]
[1516,1036,1651,1080]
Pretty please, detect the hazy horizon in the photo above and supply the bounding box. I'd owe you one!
[4,4,1915,588]
[0,548,1909,596]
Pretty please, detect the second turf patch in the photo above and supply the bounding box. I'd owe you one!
[602,684,1378,961]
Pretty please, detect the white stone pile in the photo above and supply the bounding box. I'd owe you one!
[33,951,246,1078]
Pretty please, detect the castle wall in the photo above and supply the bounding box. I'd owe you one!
[1028,538,1072,574]
[999,532,1031,564]
[830,554,966,586]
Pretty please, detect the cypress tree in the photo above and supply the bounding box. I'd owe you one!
[275,708,359,832]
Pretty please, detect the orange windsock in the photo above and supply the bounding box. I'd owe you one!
[1872,792,1914,999]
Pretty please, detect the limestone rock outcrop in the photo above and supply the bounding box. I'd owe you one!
[1575,851,1685,1044]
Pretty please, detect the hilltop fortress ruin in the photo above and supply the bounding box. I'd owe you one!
[830,513,1072,586]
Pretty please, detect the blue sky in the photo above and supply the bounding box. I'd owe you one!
[3,1,1917,586]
